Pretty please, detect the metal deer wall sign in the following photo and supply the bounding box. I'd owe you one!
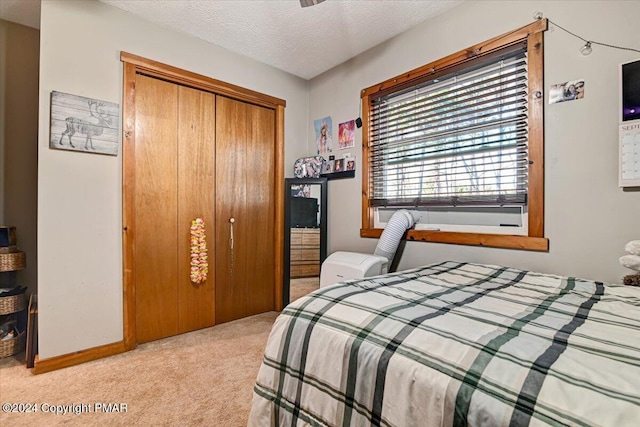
[50,91,120,156]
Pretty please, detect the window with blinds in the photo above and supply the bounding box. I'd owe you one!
[361,19,547,250]
[369,47,528,208]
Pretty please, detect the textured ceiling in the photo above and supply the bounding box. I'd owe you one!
[100,0,463,79]
[0,0,463,80]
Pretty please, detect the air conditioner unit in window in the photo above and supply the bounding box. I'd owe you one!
[319,210,419,288]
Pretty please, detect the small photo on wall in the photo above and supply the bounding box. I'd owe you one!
[334,158,344,172]
[345,157,356,171]
[321,160,334,174]
[549,79,585,104]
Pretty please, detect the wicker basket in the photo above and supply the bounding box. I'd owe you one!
[0,251,25,272]
[0,292,26,315]
[0,330,26,358]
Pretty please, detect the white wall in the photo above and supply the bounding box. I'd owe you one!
[0,20,39,294]
[38,0,309,358]
[309,0,640,284]
[0,22,5,222]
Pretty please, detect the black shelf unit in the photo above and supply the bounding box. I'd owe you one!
[320,170,355,180]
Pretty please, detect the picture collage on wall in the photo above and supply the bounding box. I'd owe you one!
[312,114,358,178]
[321,156,356,174]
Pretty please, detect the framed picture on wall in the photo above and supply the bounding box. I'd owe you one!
[50,91,120,156]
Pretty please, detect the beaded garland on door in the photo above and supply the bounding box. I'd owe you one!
[190,218,208,284]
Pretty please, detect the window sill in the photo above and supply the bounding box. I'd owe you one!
[360,228,549,251]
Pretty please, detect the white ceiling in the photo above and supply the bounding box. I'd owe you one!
[0,0,463,80]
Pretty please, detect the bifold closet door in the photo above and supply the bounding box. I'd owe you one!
[134,74,216,343]
[134,74,179,343]
[215,96,275,323]
[176,86,216,334]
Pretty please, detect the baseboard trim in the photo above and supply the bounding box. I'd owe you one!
[33,341,127,374]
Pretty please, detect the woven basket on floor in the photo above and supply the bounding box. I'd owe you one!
[0,292,26,315]
[0,330,26,358]
[0,251,25,272]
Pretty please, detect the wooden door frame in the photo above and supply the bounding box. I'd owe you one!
[121,52,286,350]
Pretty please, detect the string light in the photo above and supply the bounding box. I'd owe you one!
[580,42,593,56]
[534,13,640,56]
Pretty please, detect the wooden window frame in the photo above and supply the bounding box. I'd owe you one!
[361,19,549,251]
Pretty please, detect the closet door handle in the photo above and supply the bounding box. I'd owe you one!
[229,217,235,275]
[229,217,235,249]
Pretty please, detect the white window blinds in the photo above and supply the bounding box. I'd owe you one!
[369,46,529,207]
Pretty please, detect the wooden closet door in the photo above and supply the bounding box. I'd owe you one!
[215,97,275,323]
[134,74,179,343]
[177,86,216,333]
[245,103,275,315]
[215,97,248,323]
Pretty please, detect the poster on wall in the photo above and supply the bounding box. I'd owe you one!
[338,120,355,149]
[549,79,585,104]
[314,116,333,155]
[50,91,120,156]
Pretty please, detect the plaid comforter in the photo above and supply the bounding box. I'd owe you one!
[249,262,640,426]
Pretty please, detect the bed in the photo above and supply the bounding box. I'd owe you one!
[249,261,640,426]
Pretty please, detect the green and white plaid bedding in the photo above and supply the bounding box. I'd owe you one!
[249,261,640,426]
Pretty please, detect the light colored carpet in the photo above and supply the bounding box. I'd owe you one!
[0,280,321,427]
[290,276,319,302]
[0,312,280,426]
